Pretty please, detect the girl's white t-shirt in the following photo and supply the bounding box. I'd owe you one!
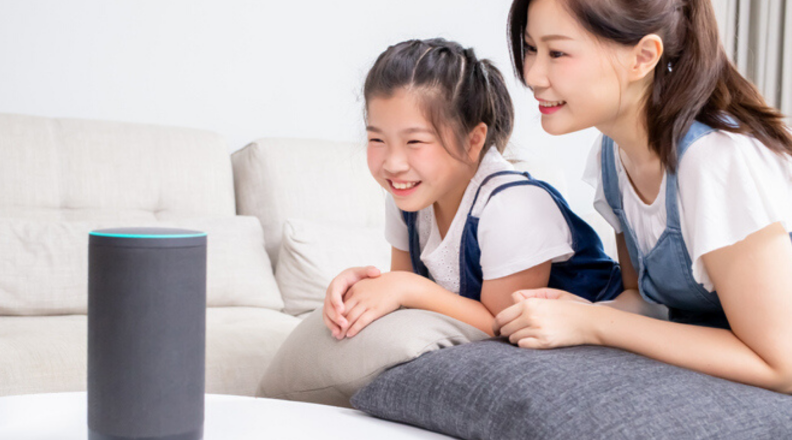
[584,130,792,292]
[385,148,574,295]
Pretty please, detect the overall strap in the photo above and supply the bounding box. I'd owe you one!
[600,136,622,212]
[468,170,531,216]
[664,121,716,231]
[401,210,429,278]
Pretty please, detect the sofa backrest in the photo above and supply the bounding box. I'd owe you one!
[232,138,386,266]
[0,113,236,222]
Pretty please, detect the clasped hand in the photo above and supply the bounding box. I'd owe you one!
[323,267,413,339]
[492,288,598,349]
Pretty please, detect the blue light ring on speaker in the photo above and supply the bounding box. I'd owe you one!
[89,228,207,249]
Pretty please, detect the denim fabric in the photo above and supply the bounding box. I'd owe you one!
[403,171,622,303]
[352,340,792,440]
[601,121,792,328]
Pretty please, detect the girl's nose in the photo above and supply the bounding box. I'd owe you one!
[383,147,410,175]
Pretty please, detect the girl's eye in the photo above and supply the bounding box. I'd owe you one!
[406,140,425,145]
[368,138,384,144]
[549,50,566,59]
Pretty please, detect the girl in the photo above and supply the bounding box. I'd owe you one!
[495,0,792,393]
[323,38,622,340]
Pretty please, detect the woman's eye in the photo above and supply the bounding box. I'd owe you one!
[524,43,537,54]
[549,50,566,59]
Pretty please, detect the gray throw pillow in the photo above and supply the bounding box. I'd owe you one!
[352,339,792,440]
[258,307,489,408]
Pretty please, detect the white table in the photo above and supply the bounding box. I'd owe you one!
[0,392,452,439]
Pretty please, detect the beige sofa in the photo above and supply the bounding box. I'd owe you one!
[0,112,389,397]
[0,112,613,398]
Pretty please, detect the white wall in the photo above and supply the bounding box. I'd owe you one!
[0,0,600,213]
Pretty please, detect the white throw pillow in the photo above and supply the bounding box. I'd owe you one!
[258,307,489,408]
[0,216,282,316]
[275,218,391,317]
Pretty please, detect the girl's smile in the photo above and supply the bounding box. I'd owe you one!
[387,179,422,196]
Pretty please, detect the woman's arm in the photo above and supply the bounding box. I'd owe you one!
[497,223,792,393]
[341,248,553,338]
[596,233,668,320]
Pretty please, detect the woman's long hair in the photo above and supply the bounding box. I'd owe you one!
[508,0,792,171]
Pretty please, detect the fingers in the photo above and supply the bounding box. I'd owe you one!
[323,298,347,338]
[493,301,527,336]
[517,337,544,349]
[324,295,348,331]
[322,308,341,336]
[339,302,366,339]
[326,266,379,317]
[346,310,378,338]
[507,327,535,346]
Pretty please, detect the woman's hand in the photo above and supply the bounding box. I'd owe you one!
[323,266,381,338]
[512,287,593,304]
[339,271,418,339]
[493,290,597,349]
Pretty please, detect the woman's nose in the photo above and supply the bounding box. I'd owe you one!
[523,57,550,90]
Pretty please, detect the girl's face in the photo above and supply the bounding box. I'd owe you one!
[366,88,476,213]
[522,0,634,135]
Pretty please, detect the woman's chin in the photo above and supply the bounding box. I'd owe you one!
[540,118,582,136]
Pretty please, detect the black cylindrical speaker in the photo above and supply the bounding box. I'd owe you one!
[88,227,207,440]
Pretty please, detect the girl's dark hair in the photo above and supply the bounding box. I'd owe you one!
[508,0,792,171]
[364,38,514,161]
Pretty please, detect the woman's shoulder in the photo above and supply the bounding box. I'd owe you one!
[679,129,792,184]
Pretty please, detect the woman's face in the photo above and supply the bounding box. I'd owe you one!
[522,0,634,135]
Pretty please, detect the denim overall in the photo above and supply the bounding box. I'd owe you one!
[403,171,623,303]
[601,122,736,328]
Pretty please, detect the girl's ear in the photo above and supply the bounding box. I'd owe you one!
[467,122,488,162]
[629,34,664,82]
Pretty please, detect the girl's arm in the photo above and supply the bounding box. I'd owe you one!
[341,248,553,338]
[497,223,792,393]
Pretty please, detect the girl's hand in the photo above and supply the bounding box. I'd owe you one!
[493,292,598,349]
[339,271,413,339]
[323,266,381,338]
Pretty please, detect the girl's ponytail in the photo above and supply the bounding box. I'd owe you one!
[478,59,514,154]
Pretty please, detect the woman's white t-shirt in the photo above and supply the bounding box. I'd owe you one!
[583,130,792,292]
[385,148,574,295]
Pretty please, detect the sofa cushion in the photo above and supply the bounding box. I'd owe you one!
[258,308,489,408]
[0,216,282,315]
[275,218,391,317]
[351,339,792,440]
[0,307,301,397]
[0,113,235,221]
[231,139,386,266]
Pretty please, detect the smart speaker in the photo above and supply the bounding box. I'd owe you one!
[88,227,207,440]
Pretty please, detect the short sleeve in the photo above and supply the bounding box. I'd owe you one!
[583,134,623,234]
[678,131,792,290]
[384,195,410,252]
[478,185,574,280]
